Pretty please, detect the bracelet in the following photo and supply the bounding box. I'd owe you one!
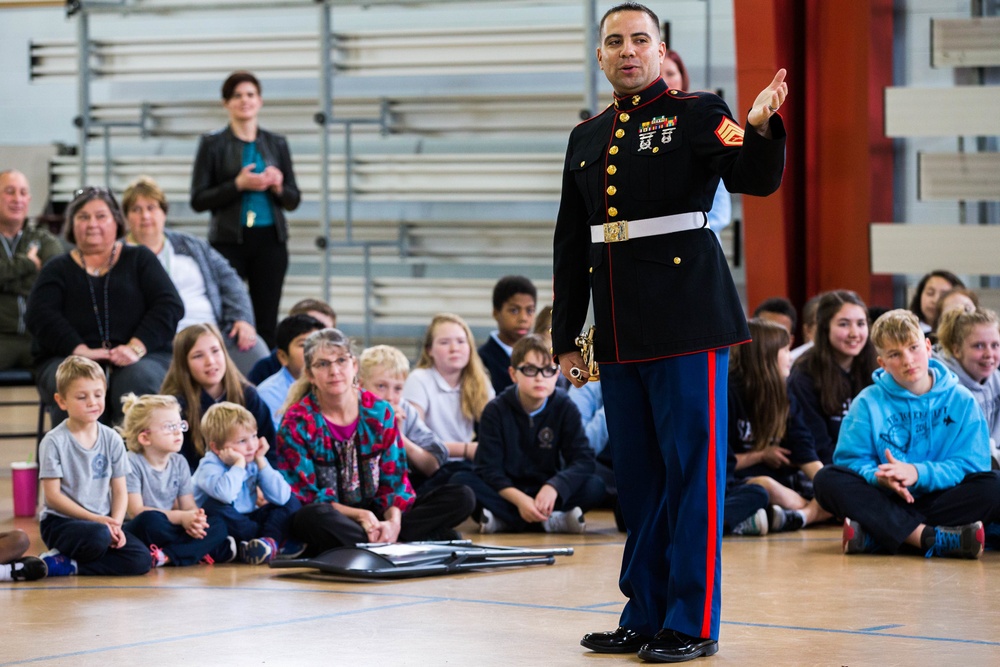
[128,343,146,358]
[463,442,469,460]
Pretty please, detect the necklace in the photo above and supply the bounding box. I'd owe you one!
[85,242,118,349]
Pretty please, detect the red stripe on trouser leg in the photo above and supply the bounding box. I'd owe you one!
[701,350,718,638]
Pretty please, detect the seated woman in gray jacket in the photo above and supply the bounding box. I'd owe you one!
[123,176,268,376]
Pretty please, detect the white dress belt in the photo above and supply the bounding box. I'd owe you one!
[590,211,706,243]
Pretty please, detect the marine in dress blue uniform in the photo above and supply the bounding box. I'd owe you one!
[552,4,787,662]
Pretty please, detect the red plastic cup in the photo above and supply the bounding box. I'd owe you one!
[11,461,39,517]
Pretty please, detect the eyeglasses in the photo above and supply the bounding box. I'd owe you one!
[516,364,559,378]
[311,356,353,372]
[145,420,188,434]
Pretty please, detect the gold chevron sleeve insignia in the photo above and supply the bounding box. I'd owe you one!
[714,117,744,147]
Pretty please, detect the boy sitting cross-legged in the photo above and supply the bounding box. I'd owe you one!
[452,334,604,534]
[813,309,1000,558]
[192,402,301,564]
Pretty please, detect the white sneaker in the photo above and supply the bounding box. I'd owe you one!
[543,507,586,534]
[732,508,768,536]
[479,508,508,534]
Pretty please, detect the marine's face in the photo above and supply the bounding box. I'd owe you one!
[597,10,665,96]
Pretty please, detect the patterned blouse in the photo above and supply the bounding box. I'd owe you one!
[276,389,415,514]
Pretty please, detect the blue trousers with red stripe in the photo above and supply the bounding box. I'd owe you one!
[600,348,728,641]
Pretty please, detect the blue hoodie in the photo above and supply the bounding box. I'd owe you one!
[833,358,990,497]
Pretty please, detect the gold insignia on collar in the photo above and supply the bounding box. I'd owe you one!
[632,95,641,105]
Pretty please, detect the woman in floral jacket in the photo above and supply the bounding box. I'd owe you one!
[276,328,474,556]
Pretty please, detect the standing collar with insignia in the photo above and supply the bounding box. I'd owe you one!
[612,78,668,110]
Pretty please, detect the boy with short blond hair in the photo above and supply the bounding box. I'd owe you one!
[192,402,300,564]
[452,334,604,534]
[813,309,1000,558]
[37,356,151,576]
[358,345,449,490]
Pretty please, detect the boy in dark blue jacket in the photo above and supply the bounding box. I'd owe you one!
[453,334,603,533]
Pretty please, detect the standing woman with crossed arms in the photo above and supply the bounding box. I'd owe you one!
[190,71,300,348]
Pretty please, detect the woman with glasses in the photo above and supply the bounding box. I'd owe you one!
[451,334,603,534]
[123,176,269,376]
[26,186,183,424]
[160,323,276,472]
[276,329,475,555]
[190,71,300,349]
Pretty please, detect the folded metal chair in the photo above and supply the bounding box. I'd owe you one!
[270,540,574,580]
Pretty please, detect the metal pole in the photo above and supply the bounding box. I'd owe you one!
[319,0,333,303]
[103,125,112,188]
[77,9,91,186]
[704,0,712,90]
[363,243,373,347]
[344,121,354,245]
[583,0,598,118]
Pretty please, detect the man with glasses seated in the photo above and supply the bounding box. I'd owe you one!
[451,334,604,534]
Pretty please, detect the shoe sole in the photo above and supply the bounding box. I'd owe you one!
[579,637,648,654]
[636,640,719,663]
[239,542,273,565]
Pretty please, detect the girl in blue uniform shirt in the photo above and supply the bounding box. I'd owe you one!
[787,290,879,473]
[728,319,832,532]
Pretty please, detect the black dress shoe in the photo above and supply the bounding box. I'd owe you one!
[580,626,652,653]
[637,629,719,663]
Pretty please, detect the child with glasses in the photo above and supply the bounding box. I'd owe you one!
[192,402,300,565]
[452,334,604,533]
[37,356,151,577]
[119,393,233,567]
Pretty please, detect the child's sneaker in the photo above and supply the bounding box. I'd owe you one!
[39,549,78,577]
[150,544,168,568]
[8,556,48,581]
[928,522,984,559]
[543,507,586,534]
[201,536,237,565]
[768,505,805,533]
[277,539,308,560]
[732,508,768,536]
[238,537,277,565]
[478,508,508,534]
[842,518,878,554]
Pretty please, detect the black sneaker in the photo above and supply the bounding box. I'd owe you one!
[843,518,877,554]
[768,505,805,533]
[929,522,984,559]
[10,556,47,581]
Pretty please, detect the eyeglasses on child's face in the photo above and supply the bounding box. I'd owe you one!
[311,356,352,372]
[516,364,559,378]
[146,420,189,434]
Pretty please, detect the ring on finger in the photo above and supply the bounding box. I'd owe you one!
[767,104,779,112]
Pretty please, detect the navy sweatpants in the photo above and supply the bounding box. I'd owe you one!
[41,515,150,576]
[125,510,230,566]
[601,348,728,641]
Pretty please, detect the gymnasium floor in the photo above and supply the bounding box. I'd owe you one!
[3,472,999,667]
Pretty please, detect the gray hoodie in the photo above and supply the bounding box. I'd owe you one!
[938,353,1000,465]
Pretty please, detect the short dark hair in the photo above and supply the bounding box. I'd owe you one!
[492,275,537,311]
[275,314,324,354]
[65,186,126,244]
[510,333,553,368]
[600,2,660,38]
[221,71,261,100]
[753,297,798,331]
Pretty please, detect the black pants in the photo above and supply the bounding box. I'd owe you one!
[723,482,769,534]
[291,484,475,557]
[814,465,1000,552]
[212,226,288,348]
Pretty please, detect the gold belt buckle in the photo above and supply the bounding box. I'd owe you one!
[603,220,629,243]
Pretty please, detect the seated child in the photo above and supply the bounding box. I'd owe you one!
[813,309,1000,558]
[358,345,449,491]
[0,530,46,582]
[453,334,604,534]
[257,313,325,430]
[192,402,300,564]
[37,356,151,577]
[247,298,337,385]
[120,393,233,567]
[478,276,537,395]
[935,308,1000,467]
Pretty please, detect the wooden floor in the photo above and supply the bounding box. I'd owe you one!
[2,400,999,667]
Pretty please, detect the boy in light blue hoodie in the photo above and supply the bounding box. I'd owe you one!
[813,309,1000,559]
